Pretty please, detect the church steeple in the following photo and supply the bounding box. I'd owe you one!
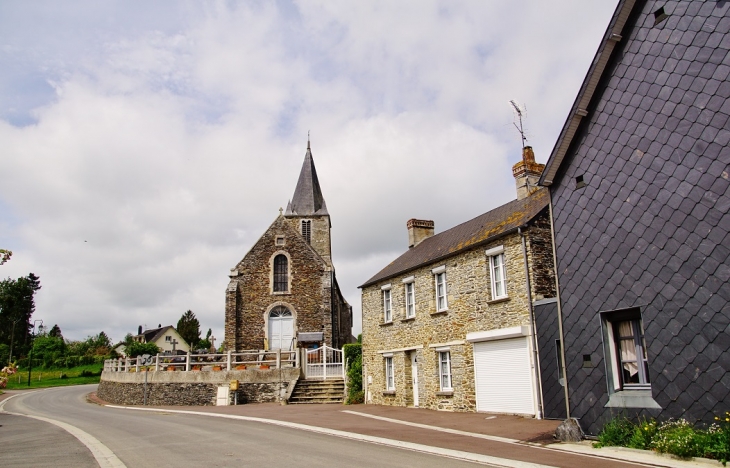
[285,141,328,216]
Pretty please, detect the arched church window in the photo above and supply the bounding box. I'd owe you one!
[273,254,288,292]
[301,220,311,244]
[269,306,292,318]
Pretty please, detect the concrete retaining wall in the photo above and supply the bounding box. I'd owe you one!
[98,368,300,406]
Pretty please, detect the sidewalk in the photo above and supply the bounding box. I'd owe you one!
[95,394,722,468]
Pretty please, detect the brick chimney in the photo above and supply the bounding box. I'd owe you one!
[512,146,545,200]
[407,219,434,249]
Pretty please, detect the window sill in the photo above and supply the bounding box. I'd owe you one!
[605,389,661,409]
[380,321,394,327]
[487,296,510,305]
[430,310,448,316]
[401,317,416,323]
[272,291,290,296]
[436,391,453,396]
[382,390,396,396]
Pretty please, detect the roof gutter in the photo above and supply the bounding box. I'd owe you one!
[539,0,639,186]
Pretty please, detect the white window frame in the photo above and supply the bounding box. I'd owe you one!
[381,284,392,323]
[432,266,448,312]
[403,277,416,318]
[486,246,507,300]
[384,355,395,391]
[437,349,452,391]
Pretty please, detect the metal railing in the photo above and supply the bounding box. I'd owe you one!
[104,349,298,373]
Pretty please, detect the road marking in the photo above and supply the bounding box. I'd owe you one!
[342,410,520,444]
[106,404,553,468]
[1,393,127,468]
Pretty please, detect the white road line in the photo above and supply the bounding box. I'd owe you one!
[1,393,127,468]
[106,404,554,468]
[342,410,520,444]
[340,410,655,468]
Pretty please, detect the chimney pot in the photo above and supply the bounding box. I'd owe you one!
[512,146,545,199]
[138,325,142,335]
[407,219,435,248]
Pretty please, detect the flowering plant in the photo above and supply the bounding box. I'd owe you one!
[0,363,18,389]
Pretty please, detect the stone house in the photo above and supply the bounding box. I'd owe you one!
[360,147,556,416]
[130,325,190,355]
[537,0,730,434]
[224,142,353,352]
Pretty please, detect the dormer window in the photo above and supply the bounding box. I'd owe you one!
[301,220,311,244]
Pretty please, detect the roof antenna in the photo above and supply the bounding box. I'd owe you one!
[509,100,528,149]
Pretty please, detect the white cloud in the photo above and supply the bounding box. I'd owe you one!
[0,0,619,342]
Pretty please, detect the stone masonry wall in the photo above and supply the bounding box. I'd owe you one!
[362,228,551,412]
[526,210,557,301]
[98,368,299,406]
[225,216,333,350]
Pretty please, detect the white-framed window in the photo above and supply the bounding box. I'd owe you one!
[432,266,447,312]
[385,355,395,391]
[382,284,392,323]
[604,310,651,390]
[165,336,171,342]
[403,277,416,318]
[486,246,507,299]
[438,350,452,391]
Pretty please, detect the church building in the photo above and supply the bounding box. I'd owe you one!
[224,142,353,352]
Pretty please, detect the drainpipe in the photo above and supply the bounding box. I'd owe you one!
[548,195,571,419]
[519,226,544,420]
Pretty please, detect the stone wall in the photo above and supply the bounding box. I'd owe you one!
[362,220,554,413]
[98,368,299,406]
[225,216,336,350]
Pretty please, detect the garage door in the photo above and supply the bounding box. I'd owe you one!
[473,337,535,415]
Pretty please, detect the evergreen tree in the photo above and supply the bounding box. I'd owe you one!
[48,324,63,339]
[176,310,200,347]
[0,273,41,355]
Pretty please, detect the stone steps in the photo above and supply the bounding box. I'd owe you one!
[289,378,345,404]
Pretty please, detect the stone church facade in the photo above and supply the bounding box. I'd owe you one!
[224,142,353,352]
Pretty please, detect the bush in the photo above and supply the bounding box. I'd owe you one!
[343,343,362,404]
[628,417,657,450]
[595,414,635,447]
[651,419,699,458]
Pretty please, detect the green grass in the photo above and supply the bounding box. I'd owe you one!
[4,363,103,389]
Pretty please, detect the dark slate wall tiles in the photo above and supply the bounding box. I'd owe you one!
[548,0,730,434]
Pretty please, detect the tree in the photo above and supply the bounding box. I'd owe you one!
[126,341,160,357]
[0,249,11,265]
[48,324,63,339]
[176,310,200,348]
[197,328,213,351]
[0,273,41,356]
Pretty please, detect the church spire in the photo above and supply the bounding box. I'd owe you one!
[285,141,329,216]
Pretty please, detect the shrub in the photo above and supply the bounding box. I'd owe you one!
[595,414,635,447]
[704,413,730,466]
[628,417,657,450]
[651,419,699,458]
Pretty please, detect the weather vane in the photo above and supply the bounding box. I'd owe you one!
[509,100,528,149]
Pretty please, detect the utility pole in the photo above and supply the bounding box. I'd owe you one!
[27,319,43,387]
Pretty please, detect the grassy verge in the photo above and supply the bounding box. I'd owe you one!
[4,363,103,389]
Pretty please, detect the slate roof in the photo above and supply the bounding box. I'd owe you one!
[135,325,183,345]
[285,141,329,216]
[360,188,549,288]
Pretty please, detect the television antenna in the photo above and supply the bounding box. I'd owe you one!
[509,100,528,149]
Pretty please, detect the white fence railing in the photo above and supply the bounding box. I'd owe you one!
[305,345,344,380]
[104,349,298,373]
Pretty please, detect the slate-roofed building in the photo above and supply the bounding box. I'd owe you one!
[537,0,730,434]
[224,142,353,352]
[360,147,556,415]
[130,325,190,355]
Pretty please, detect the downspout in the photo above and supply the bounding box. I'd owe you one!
[330,271,337,348]
[519,226,544,420]
[548,194,571,419]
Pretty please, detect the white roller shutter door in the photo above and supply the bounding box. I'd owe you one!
[473,337,535,415]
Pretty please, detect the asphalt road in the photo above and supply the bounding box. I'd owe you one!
[1,385,494,468]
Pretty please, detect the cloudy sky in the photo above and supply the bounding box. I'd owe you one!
[1,1,619,344]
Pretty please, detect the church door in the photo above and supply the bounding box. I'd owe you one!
[268,307,294,350]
